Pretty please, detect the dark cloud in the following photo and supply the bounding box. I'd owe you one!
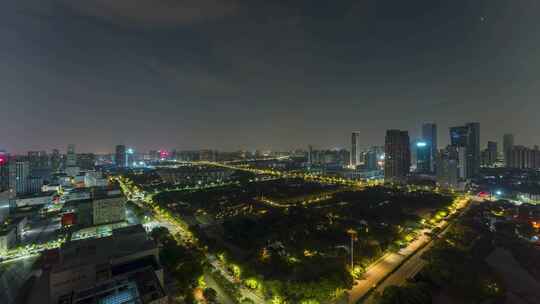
[61,0,239,27]
[1,0,540,153]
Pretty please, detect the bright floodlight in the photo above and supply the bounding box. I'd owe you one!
[495,190,502,196]
[127,148,134,154]
[416,142,427,147]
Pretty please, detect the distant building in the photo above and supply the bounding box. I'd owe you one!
[9,160,29,195]
[350,132,361,168]
[482,141,498,167]
[27,176,44,194]
[27,151,50,172]
[449,123,480,179]
[365,146,384,171]
[66,144,77,168]
[77,153,96,170]
[0,151,9,191]
[436,147,459,189]
[115,145,127,168]
[50,149,62,172]
[384,130,411,182]
[416,140,431,173]
[507,145,540,169]
[422,123,437,173]
[503,134,514,167]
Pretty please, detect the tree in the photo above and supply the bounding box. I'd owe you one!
[150,226,171,245]
[203,288,218,303]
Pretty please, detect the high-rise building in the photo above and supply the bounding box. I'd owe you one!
[384,130,410,182]
[482,141,498,167]
[0,151,9,192]
[416,140,430,173]
[350,132,361,168]
[308,145,314,165]
[50,149,62,171]
[436,147,459,189]
[9,160,29,195]
[449,123,480,179]
[421,123,437,172]
[503,134,514,167]
[466,122,481,177]
[115,145,127,168]
[66,144,77,167]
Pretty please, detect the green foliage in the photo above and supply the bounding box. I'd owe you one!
[203,288,218,303]
[377,283,432,304]
[152,227,204,293]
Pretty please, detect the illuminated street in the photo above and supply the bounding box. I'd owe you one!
[347,196,470,303]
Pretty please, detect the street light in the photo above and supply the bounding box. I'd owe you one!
[347,229,358,270]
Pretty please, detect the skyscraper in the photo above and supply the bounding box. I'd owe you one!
[350,132,361,168]
[436,147,459,189]
[115,145,127,168]
[66,144,77,167]
[484,141,498,166]
[503,134,514,167]
[50,149,62,171]
[449,123,480,179]
[421,123,437,173]
[384,130,410,182]
[9,160,29,195]
[0,151,9,192]
[466,122,480,177]
[416,140,430,173]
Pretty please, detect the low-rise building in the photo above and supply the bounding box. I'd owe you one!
[47,225,166,304]
[15,191,56,208]
[0,226,16,254]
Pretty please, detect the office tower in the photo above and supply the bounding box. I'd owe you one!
[421,123,437,172]
[449,123,480,179]
[436,147,459,189]
[9,160,29,195]
[350,132,361,168]
[503,134,514,167]
[416,140,430,173]
[50,149,62,171]
[466,122,480,176]
[0,151,9,191]
[115,145,127,168]
[66,144,77,167]
[384,130,411,182]
[482,141,498,167]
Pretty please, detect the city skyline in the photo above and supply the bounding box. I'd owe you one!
[2,1,540,152]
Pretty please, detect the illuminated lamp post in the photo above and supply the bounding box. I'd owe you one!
[347,229,358,269]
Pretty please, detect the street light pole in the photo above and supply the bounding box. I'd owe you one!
[347,229,358,270]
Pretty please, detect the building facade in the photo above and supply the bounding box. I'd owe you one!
[350,132,361,168]
[115,145,127,168]
[421,123,437,173]
[449,123,480,179]
[384,130,410,182]
[503,133,514,167]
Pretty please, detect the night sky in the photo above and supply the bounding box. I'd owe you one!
[2,0,540,153]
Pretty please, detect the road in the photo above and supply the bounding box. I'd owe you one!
[347,230,431,303]
[348,197,471,303]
